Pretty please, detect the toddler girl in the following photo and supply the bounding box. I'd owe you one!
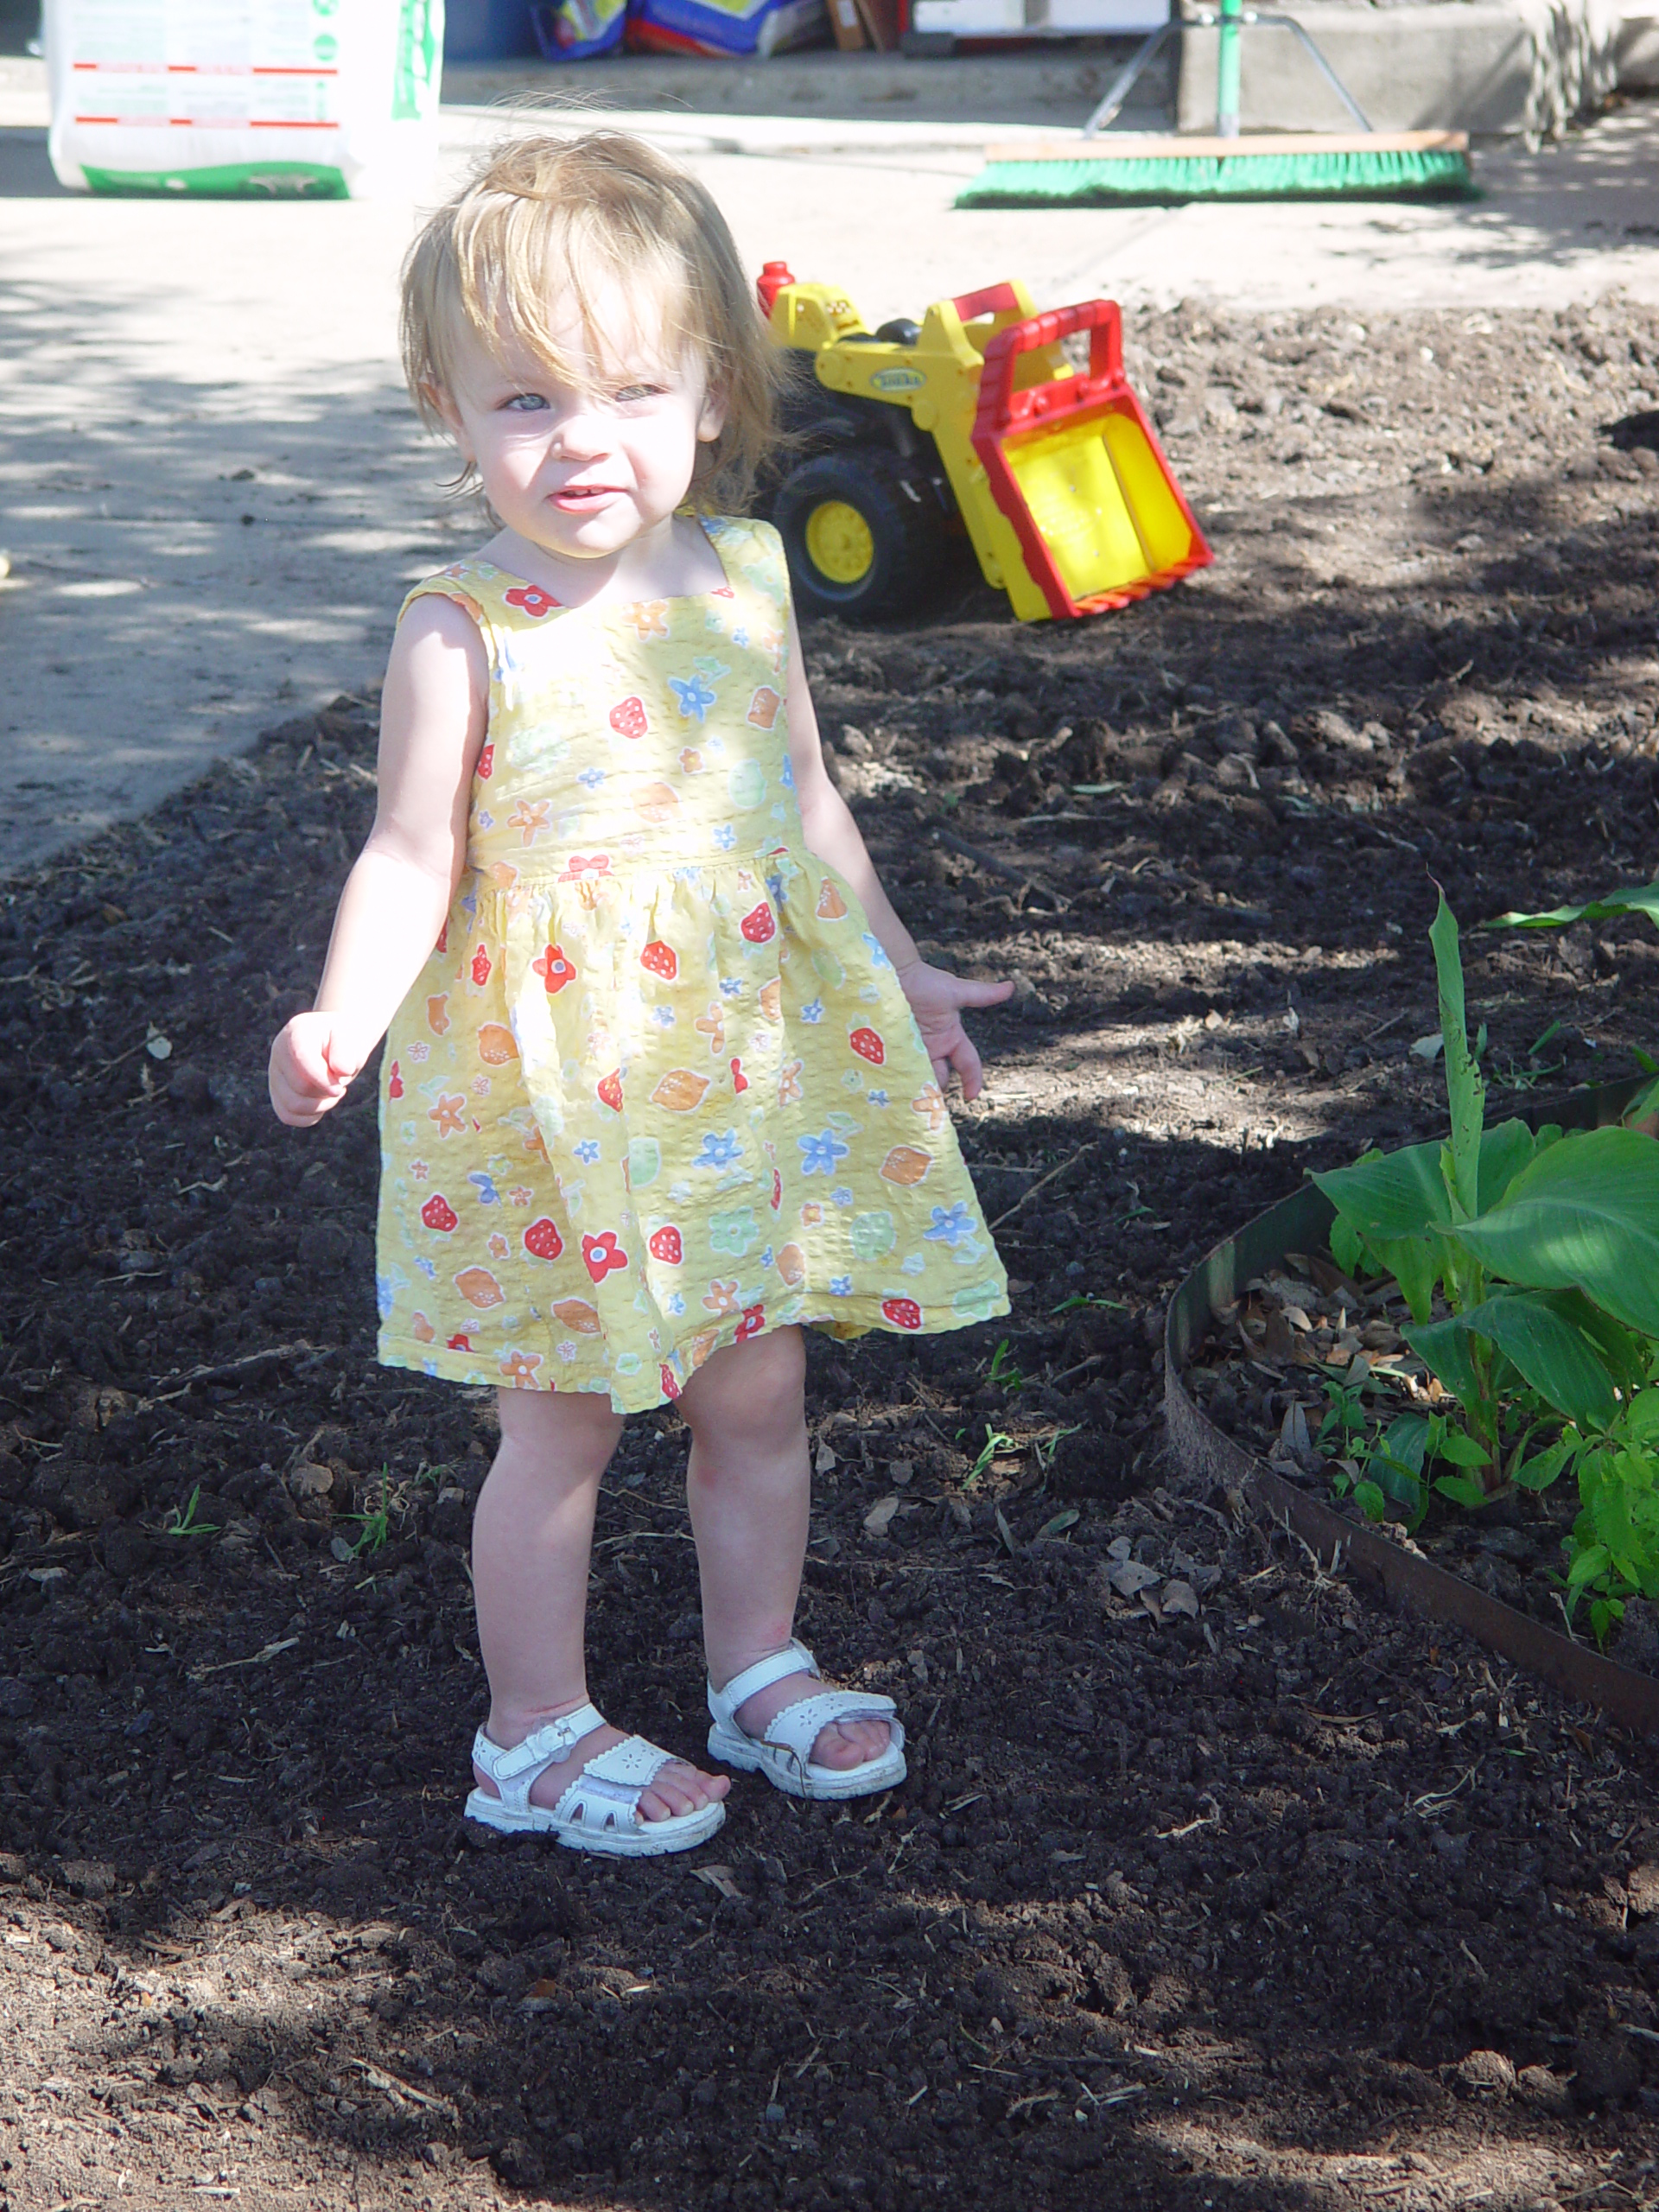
[269,132,1011,1856]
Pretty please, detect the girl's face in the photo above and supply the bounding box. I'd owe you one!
[434,283,726,575]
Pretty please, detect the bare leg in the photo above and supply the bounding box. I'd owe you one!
[468,1385,728,1824]
[680,1328,891,1772]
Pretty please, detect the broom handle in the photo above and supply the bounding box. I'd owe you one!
[1216,0,1242,137]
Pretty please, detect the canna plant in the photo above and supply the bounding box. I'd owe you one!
[1309,892,1659,1639]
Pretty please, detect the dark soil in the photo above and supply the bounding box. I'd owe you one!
[5,294,1659,2211]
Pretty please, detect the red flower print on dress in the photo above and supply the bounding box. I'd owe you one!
[524,1217,563,1261]
[740,902,776,944]
[477,742,494,779]
[388,1061,404,1099]
[582,1230,628,1284]
[504,583,559,618]
[881,1296,924,1331]
[471,946,492,988]
[421,1193,459,1233]
[533,943,575,994]
[447,1332,473,1351]
[641,939,677,981]
[735,1303,766,1343]
[730,1056,749,1095]
[659,1363,681,1400]
[610,696,649,741]
[558,853,612,883]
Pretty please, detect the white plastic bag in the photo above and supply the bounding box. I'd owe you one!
[45,0,444,200]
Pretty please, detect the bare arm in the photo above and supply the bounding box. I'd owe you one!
[784,605,1011,1099]
[268,594,487,1127]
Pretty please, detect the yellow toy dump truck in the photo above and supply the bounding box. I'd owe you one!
[757,264,1211,626]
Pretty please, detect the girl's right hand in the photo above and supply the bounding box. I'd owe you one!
[269,1012,363,1128]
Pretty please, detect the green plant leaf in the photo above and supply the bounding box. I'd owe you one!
[1418,1290,1621,1430]
[1456,1125,1659,1336]
[1486,878,1659,934]
[1314,1142,1450,1243]
[1514,1438,1573,1491]
[1402,1313,1485,1408]
[1434,1427,1492,1469]
[1368,1231,1440,1324]
[1434,1474,1490,1509]
[1567,1540,1612,1588]
[1352,1479,1388,1522]
[1035,1510,1080,1540]
[1314,1122,1536,1250]
[1429,892,1485,1218]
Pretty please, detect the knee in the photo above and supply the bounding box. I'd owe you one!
[682,1331,806,1461]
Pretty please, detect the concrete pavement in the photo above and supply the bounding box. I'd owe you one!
[2,49,1658,877]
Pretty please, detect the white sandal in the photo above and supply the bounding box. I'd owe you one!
[464,1702,725,1858]
[707,1640,906,1802]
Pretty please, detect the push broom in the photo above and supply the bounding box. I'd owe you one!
[956,0,1474,208]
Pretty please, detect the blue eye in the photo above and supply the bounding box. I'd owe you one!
[503,392,548,413]
[612,384,660,404]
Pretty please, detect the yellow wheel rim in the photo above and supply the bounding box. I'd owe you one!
[804,499,874,585]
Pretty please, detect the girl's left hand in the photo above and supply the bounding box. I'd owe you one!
[894,960,1014,1103]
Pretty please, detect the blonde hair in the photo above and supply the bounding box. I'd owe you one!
[401,130,780,514]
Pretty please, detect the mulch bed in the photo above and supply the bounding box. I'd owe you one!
[4,295,1659,2209]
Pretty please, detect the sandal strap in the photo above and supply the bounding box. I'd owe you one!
[757,1688,900,1769]
[470,1702,606,1816]
[709,1639,820,1726]
[550,1734,678,1835]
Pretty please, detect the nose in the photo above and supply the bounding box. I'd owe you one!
[548,396,609,461]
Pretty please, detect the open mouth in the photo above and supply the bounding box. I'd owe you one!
[552,484,622,508]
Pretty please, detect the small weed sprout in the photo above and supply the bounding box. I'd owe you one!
[984,1339,1027,1395]
[965,1427,1019,1488]
[164,1485,219,1539]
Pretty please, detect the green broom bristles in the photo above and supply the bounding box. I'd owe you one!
[956,143,1475,209]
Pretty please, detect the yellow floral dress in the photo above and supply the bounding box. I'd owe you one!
[376,514,1008,1414]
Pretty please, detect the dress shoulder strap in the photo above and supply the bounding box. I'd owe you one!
[702,514,791,613]
[397,563,502,650]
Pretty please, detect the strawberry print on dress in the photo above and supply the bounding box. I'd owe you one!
[375,515,1007,1413]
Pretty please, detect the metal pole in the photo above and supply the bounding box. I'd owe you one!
[1216,0,1242,137]
[1081,17,1178,139]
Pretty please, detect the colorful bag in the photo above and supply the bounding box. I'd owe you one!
[531,0,627,58]
[625,0,824,54]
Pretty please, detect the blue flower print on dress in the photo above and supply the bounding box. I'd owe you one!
[670,672,718,722]
[829,1274,854,1297]
[693,1128,745,1171]
[664,1292,686,1317]
[719,976,744,999]
[475,810,495,832]
[798,1128,850,1177]
[467,1170,501,1207]
[800,998,824,1024]
[577,766,606,790]
[867,1088,889,1107]
[415,1255,436,1281]
[925,1200,978,1248]
[779,755,795,790]
[711,823,737,852]
[573,1139,601,1165]
[651,1006,676,1028]
[861,933,892,969]
[377,1273,398,1322]
[832,1185,855,1208]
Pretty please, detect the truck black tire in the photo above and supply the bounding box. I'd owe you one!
[772,448,949,621]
